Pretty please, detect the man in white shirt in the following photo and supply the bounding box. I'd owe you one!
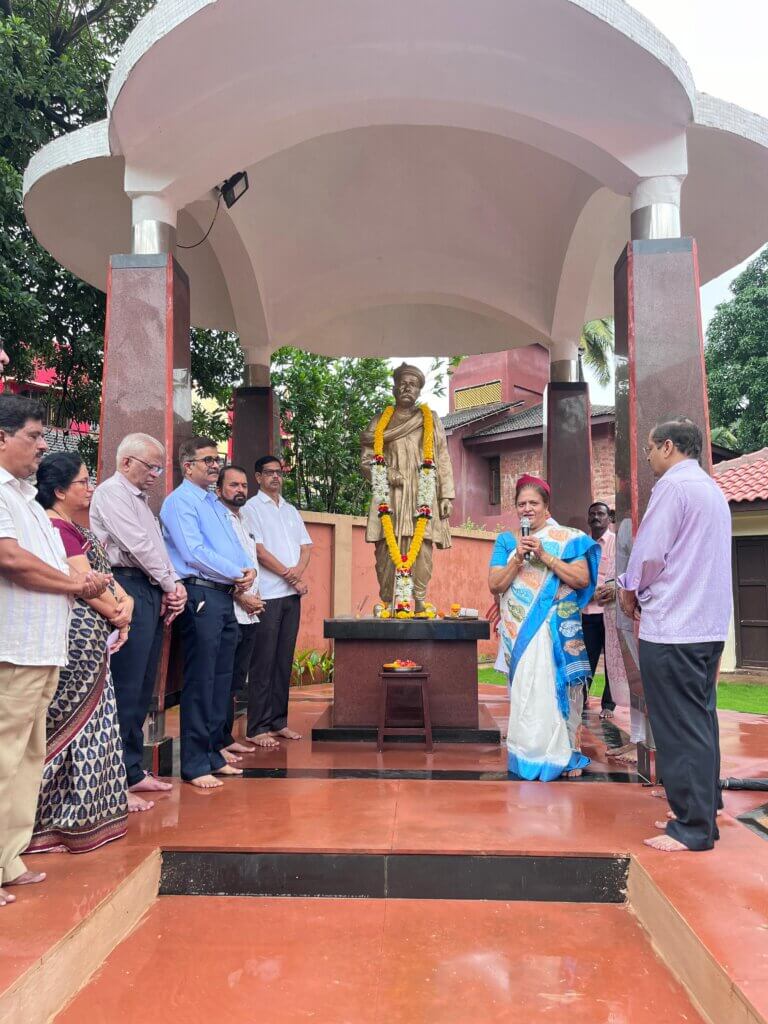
[242,455,312,744]
[216,466,267,753]
[0,396,109,908]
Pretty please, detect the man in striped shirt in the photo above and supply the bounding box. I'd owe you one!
[0,396,110,909]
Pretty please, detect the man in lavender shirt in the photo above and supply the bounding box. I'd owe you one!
[618,418,732,853]
[91,433,187,810]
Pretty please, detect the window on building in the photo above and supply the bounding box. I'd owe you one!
[454,379,502,410]
[489,456,501,506]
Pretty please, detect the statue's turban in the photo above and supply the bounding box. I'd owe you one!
[392,362,426,390]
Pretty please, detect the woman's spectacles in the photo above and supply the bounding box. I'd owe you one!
[130,456,164,476]
[70,477,93,489]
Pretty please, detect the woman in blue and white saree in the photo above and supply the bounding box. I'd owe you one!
[489,475,600,781]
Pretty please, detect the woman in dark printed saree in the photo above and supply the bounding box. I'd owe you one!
[27,454,133,854]
[489,475,600,780]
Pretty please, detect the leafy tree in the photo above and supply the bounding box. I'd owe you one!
[0,1,154,452]
[190,328,243,443]
[706,247,768,453]
[579,317,614,388]
[270,347,394,515]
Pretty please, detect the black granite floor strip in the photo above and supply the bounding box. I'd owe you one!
[240,767,641,783]
[736,802,768,842]
[160,850,629,903]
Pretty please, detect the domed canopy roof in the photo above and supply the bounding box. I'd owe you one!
[23,0,768,364]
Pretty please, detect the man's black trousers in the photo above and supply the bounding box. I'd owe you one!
[247,595,301,737]
[110,570,164,787]
[178,583,239,780]
[582,611,615,711]
[222,621,259,747]
[639,639,723,851]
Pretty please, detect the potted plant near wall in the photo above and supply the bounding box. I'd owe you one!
[291,649,335,687]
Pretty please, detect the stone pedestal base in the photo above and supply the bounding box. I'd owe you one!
[319,618,496,742]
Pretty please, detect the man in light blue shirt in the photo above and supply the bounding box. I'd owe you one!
[161,436,256,788]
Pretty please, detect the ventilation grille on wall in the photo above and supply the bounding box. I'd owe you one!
[454,380,502,410]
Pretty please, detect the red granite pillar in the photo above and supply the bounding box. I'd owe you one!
[98,253,192,509]
[614,237,712,781]
[97,252,193,776]
[543,381,593,533]
[231,372,281,477]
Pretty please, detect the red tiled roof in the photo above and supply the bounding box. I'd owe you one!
[713,447,768,504]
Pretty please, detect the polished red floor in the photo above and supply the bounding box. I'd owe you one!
[3,688,767,1023]
[55,897,705,1024]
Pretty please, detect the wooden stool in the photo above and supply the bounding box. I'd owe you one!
[377,671,433,752]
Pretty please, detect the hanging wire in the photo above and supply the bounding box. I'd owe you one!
[177,194,222,250]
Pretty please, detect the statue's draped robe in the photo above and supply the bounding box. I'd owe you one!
[361,407,455,604]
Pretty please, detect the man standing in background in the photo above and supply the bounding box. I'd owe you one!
[215,465,266,755]
[243,455,311,746]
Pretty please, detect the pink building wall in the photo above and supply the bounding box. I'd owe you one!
[449,345,549,408]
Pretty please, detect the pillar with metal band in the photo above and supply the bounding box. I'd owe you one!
[630,175,683,241]
[614,174,713,783]
[129,193,178,256]
[231,358,282,477]
[543,341,592,533]
[98,194,191,776]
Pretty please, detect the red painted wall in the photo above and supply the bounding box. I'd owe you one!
[296,518,498,660]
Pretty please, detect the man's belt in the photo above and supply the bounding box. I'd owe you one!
[112,566,157,585]
[182,576,235,595]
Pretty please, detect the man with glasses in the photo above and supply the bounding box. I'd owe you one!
[161,437,256,788]
[90,433,187,810]
[619,418,732,853]
[0,396,110,908]
[243,454,312,745]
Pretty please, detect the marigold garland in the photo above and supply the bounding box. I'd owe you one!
[369,403,436,615]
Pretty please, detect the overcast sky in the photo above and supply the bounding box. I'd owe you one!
[398,1,768,412]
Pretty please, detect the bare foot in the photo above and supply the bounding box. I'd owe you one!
[606,742,636,759]
[129,773,173,793]
[246,733,280,748]
[663,808,722,823]
[5,870,46,887]
[220,749,243,764]
[614,750,638,766]
[214,764,243,776]
[272,727,302,740]
[643,835,690,852]
[127,792,155,813]
[187,774,224,789]
[564,768,583,778]
[226,741,255,754]
[0,887,16,906]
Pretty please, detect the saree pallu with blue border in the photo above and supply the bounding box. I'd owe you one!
[497,523,599,781]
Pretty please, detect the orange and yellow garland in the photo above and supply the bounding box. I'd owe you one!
[371,404,436,615]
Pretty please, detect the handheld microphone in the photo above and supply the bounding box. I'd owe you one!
[520,516,531,561]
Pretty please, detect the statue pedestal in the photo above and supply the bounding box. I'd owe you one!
[312,617,500,744]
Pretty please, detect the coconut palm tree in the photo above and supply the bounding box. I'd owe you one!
[579,318,614,388]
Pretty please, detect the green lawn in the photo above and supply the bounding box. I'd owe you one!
[478,668,768,716]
